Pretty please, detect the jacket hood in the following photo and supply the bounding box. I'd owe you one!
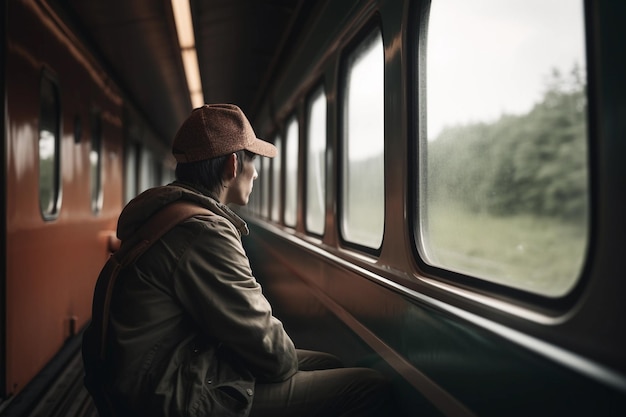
[117,182,249,241]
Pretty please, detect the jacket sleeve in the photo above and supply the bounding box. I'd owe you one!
[171,216,298,382]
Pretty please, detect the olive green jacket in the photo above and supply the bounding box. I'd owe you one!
[105,183,297,416]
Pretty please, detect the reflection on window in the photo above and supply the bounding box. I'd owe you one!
[284,116,299,227]
[271,135,282,222]
[419,0,588,297]
[306,86,327,235]
[39,73,61,219]
[90,111,103,213]
[341,28,385,249]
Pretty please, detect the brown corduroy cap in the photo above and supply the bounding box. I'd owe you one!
[172,104,277,163]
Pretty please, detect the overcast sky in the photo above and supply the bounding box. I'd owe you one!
[426,0,587,140]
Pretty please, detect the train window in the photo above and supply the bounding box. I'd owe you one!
[138,147,156,193]
[261,157,270,218]
[271,134,282,222]
[284,115,299,227]
[73,115,82,144]
[250,156,262,214]
[38,72,61,219]
[341,28,385,249]
[124,142,139,204]
[90,111,103,213]
[305,86,327,235]
[163,166,175,185]
[418,0,589,297]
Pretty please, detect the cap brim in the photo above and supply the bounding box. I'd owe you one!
[246,138,277,158]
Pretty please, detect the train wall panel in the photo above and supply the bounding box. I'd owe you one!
[245,224,626,416]
[4,0,123,397]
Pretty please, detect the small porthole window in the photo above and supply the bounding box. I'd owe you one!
[39,71,62,219]
[90,111,103,213]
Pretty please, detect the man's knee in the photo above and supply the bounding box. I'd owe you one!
[338,368,392,417]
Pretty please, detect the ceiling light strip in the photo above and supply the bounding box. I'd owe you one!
[171,0,204,108]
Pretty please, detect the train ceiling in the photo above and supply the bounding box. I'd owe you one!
[51,0,312,147]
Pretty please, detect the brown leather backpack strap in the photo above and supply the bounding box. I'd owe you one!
[115,200,213,265]
[97,201,213,359]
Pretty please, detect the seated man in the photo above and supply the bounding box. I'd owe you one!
[83,104,391,417]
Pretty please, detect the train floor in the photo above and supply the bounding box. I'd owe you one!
[0,330,97,417]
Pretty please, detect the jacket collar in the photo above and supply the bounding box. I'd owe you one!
[172,182,249,236]
[117,182,249,241]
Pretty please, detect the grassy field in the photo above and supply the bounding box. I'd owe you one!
[421,203,588,297]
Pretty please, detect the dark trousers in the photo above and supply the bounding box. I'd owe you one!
[249,349,391,417]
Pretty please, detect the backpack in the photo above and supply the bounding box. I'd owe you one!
[82,201,212,416]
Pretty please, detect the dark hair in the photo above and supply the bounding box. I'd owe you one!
[175,150,255,195]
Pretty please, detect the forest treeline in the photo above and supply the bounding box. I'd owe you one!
[427,65,588,223]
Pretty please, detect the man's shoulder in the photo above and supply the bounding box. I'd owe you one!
[175,211,241,241]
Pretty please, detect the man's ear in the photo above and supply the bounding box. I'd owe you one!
[224,153,238,180]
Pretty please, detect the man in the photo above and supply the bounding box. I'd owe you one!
[84,104,391,416]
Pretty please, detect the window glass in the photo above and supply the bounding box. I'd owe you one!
[39,74,61,219]
[124,143,138,204]
[251,156,262,214]
[419,0,588,297]
[90,111,103,213]
[341,29,385,248]
[261,157,270,218]
[271,134,282,222]
[306,86,327,235]
[161,164,175,185]
[73,115,82,144]
[284,116,299,227]
[138,147,156,194]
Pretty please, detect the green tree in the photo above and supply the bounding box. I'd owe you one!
[428,64,588,222]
